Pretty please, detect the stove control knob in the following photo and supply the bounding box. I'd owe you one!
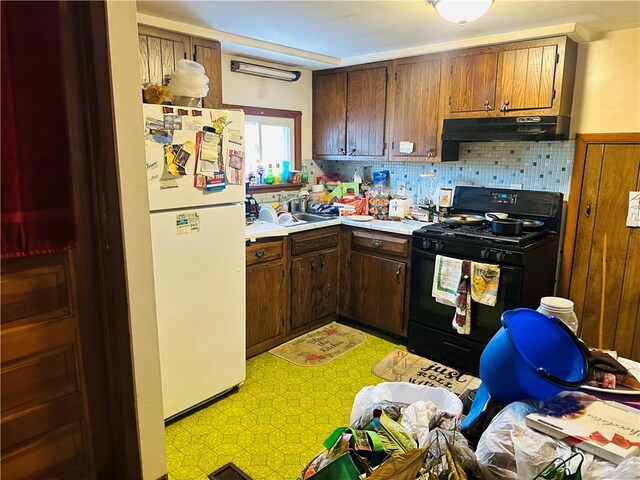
[496,251,507,262]
[434,241,444,252]
[422,239,432,249]
[481,248,491,259]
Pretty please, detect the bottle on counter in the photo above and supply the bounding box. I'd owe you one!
[273,163,282,184]
[264,164,275,184]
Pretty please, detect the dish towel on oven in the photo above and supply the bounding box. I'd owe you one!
[432,255,463,306]
[453,260,472,335]
[471,262,501,307]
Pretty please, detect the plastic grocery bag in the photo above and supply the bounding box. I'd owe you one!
[350,382,463,426]
[475,401,576,480]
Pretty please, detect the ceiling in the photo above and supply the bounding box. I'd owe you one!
[136,1,640,69]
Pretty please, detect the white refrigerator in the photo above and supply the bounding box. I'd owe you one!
[143,104,246,420]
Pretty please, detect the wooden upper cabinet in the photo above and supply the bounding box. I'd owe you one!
[448,52,498,114]
[346,66,387,157]
[312,63,389,159]
[138,25,223,108]
[497,44,558,113]
[192,37,223,109]
[138,26,190,86]
[313,72,347,156]
[445,36,577,118]
[390,56,443,160]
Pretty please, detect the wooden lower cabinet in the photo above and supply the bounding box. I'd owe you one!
[340,227,411,337]
[290,228,339,332]
[246,238,287,358]
[348,251,407,335]
[291,249,339,331]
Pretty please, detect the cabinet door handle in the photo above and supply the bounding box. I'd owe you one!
[320,258,325,268]
[339,147,346,155]
[395,265,402,277]
[254,249,265,259]
[371,239,383,247]
[585,200,591,218]
[484,100,492,111]
[311,260,316,270]
[349,148,356,156]
[500,100,510,113]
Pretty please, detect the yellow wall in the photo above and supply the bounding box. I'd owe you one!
[571,27,640,136]
[105,2,167,478]
[221,53,313,161]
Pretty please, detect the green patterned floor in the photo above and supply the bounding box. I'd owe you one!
[166,328,403,480]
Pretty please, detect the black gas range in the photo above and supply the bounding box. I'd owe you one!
[408,186,563,375]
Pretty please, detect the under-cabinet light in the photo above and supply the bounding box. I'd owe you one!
[230,60,301,82]
[430,0,494,25]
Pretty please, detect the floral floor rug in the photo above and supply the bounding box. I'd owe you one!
[269,322,366,366]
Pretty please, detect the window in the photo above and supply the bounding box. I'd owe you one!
[224,104,302,193]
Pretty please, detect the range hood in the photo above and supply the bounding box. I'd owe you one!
[441,116,570,161]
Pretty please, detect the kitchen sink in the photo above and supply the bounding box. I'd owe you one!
[291,213,335,224]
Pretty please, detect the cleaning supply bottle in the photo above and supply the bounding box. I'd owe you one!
[274,163,282,184]
[264,164,275,184]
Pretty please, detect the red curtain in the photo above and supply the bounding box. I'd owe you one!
[1,1,77,258]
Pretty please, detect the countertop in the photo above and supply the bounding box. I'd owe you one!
[245,217,431,242]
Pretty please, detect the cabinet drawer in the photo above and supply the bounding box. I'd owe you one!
[291,227,339,256]
[351,230,409,257]
[246,239,283,266]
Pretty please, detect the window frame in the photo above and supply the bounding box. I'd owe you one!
[223,104,302,193]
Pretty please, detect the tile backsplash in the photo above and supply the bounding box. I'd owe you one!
[254,141,575,204]
[311,140,575,197]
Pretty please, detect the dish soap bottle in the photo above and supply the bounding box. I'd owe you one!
[273,163,282,184]
[264,164,275,185]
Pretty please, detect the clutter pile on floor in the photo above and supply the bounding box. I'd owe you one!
[298,309,640,479]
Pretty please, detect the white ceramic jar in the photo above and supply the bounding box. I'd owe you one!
[537,297,579,335]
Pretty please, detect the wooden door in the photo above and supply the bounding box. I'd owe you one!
[391,58,442,158]
[2,2,140,478]
[448,52,498,114]
[351,252,406,335]
[315,249,339,320]
[1,254,93,479]
[192,37,222,109]
[346,67,387,157]
[246,261,286,356]
[291,254,317,330]
[497,44,558,113]
[312,72,347,156]
[138,25,190,86]
[564,138,640,359]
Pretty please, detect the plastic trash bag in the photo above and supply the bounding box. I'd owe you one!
[421,428,483,479]
[581,456,640,480]
[401,401,438,448]
[475,401,577,480]
[350,382,463,426]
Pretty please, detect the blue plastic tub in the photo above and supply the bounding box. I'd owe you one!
[479,308,591,404]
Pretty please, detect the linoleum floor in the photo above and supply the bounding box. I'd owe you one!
[166,328,402,480]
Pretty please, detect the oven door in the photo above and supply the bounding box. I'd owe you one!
[409,248,523,344]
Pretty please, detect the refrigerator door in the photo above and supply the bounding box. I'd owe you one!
[144,105,245,211]
[150,203,246,419]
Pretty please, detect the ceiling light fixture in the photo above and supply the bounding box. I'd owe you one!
[230,60,301,82]
[430,0,494,25]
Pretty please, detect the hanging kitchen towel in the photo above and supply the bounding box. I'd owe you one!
[471,262,501,307]
[432,255,463,306]
[453,260,472,335]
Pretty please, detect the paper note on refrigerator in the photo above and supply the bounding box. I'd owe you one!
[176,212,200,235]
[627,191,640,227]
